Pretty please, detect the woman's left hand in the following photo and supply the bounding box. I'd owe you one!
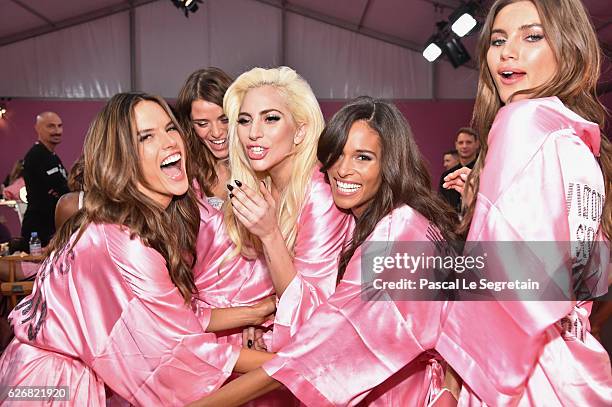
[229,181,278,239]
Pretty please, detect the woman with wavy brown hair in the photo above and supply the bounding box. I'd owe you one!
[0,92,275,406]
[442,0,611,404]
[176,67,233,209]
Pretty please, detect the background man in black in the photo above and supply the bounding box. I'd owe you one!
[21,111,69,249]
[438,127,479,213]
[442,149,460,171]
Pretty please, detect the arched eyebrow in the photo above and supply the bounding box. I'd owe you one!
[238,109,284,117]
[491,23,543,36]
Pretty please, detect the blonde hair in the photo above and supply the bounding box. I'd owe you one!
[463,0,612,240]
[223,66,324,256]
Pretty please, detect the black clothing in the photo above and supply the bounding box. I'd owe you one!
[438,159,476,213]
[21,142,68,247]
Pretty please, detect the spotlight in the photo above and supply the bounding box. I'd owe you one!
[171,0,203,17]
[423,4,477,69]
[449,2,480,38]
[423,37,443,62]
[0,105,6,120]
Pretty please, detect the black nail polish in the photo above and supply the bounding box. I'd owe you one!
[229,193,234,199]
[234,179,242,187]
[226,184,234,191]
[247,339,253,348]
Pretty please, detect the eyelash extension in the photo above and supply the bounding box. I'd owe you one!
[265,115,281,122]
[237,117,251,125]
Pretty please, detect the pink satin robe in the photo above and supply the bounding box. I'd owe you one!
[440,97,612,405]
[193,168,352,406]
[263,204,447,406]
[0,223,239,406]
[262,97,611,406]
[192,168,352,351]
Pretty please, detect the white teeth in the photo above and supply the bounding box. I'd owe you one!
[250,146,264,153]
[502,71,513,75]
[336,180,362,193]
[161,153,181,166]
[211,139,226,145]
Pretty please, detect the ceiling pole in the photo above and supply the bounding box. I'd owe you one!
[357,0,372,30]
[10,0,56,26]
[280,0,287,66]
[129,0,137,91]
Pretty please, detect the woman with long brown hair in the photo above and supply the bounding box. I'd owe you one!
[444,0,612,403]
[0,92,275,406]
[176,67,233,209]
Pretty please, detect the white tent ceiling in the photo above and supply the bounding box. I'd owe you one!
[0,0,610,99]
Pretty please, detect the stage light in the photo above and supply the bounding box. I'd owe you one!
[451,14,477,37]
[423,41,443,62]
[171,0,203,17]
[449,2,479,37]
[0,105,6,120]
[423,2,480,69]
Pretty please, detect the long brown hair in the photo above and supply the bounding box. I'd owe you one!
[318,96,459,282]
[175,67,233,196]
[47,93,201,303]
[464,0,611,239]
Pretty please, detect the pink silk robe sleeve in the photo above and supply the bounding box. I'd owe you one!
[436,97,611,406]
[192,197,274,326]
[271,168,354,351]
[1,223,240,406]
[263,205,445,406]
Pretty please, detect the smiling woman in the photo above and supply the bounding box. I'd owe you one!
[134,100,189,208]
[176,67,234,207]
[0,92,275,406]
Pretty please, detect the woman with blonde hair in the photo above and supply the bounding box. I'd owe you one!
[0,92,275,406]
[221,66,352,351]
[188,67,351,405]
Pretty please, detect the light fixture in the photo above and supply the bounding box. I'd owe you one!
[440,35,471,68]
[423,1,480,68]
[170,0,203,17]
[449,2,480,38]
[423,37,443,62]
[0,104,6,120]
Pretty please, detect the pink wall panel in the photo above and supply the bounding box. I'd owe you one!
[2,95,611,239]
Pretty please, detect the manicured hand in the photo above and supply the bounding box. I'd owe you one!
[229,181,278,239]
[442,167,471,194]
[242,327,269,351]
